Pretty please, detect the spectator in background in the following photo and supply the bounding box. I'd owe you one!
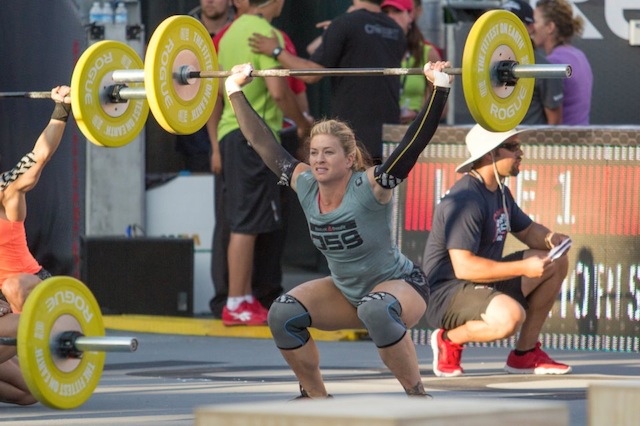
[208,0,312,319]
[532,0,592,125]
[248,0,406,164]
[501,0,563,125]
[214,0,311,125]
[174,0,233,172]
[212,0,311,326]
[197,0,234,35]
[382,0,445,124]
[208,0,245,319]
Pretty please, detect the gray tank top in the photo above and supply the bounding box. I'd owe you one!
[296,170,414,304]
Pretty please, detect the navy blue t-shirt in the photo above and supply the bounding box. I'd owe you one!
[422,174,532,327]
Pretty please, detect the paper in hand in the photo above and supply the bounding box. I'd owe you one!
[548,237,572,261]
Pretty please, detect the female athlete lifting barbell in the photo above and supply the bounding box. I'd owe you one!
[0,88,138,408]
[0,85,71,405]
[225,60,452,398]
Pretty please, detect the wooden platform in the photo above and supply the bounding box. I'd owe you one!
[195,395,568,426]
[588,380,640,426]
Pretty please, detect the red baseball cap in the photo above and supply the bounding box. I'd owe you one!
[381,0,414,12]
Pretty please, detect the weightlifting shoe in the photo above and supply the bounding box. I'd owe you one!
[431,328,464,377]
[505,342,572,375]
[222,302,267,326]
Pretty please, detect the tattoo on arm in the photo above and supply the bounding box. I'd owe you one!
[1,152,36,190]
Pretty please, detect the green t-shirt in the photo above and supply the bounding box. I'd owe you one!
[217,15,285,141]
[400,44,433,113]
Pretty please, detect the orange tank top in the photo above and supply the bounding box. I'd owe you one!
[0,218,41,285]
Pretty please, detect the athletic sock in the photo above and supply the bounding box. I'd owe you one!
[226,297,244,311]
[514,347,536,356]
[244,294,255,304]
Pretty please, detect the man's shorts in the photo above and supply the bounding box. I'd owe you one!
[439,251,528,330]
[219,129,282,234]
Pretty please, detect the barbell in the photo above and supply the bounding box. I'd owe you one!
[0,10,571,147]
[0,276,138,409]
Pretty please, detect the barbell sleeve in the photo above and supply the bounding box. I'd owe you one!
[0,336,137,352]
[509,64,572,79]
[74,336,139,352]
[112,69,146,83]
[116,86,147,100]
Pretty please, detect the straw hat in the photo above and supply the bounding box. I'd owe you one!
[456,124,527,173]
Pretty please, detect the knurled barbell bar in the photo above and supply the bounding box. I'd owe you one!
[0,276,138,410]
[109,63,570,81]
[1,10,571,147]
[1,63,570,100]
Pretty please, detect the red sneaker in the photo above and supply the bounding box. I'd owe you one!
[505,342,572,375]
[247,299,269,320]
[430,329,464,377]
[222,302,267,326]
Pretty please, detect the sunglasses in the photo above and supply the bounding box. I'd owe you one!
[499,142,521,152]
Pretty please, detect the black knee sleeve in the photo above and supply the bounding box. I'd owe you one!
[357,292,406,348]
[268,294,311,350]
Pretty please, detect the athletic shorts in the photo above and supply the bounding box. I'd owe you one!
[37,268,52,280]
[401,264,430,306]
[219,129,282,234]
[353,264,430,307]
[438,251,527,330]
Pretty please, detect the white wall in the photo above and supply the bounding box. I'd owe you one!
[145,174,214,315]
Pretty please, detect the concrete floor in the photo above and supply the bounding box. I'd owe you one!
[0,329,638,425]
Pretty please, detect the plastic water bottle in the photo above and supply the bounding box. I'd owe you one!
[114,2,127,25]
[101,1,114,24]
[89,1,103,24]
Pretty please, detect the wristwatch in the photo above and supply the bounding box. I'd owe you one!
[272,46,283,59]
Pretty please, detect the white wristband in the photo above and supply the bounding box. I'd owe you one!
[432,70,451,88]
[225,79,242,96]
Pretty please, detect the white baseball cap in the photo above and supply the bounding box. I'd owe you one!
[456,124,528,173]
